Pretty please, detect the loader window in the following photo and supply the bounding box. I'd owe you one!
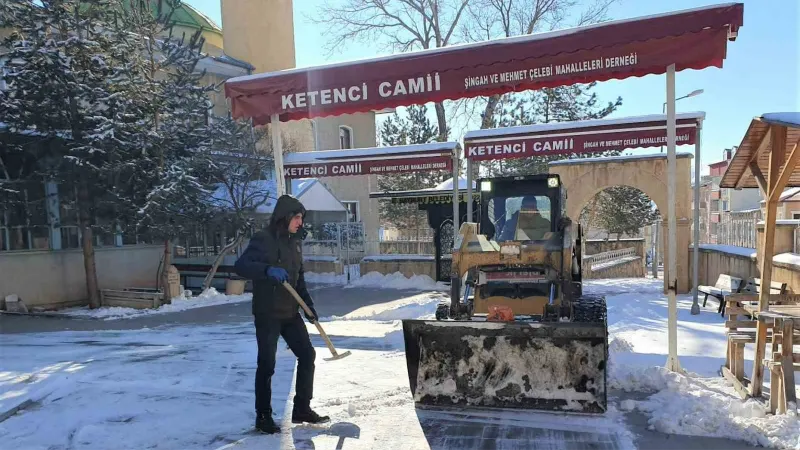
[489,195,552,242]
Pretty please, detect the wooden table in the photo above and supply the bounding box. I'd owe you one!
[740,303,799,413]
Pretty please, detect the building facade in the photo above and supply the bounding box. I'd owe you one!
[695,147,762,245]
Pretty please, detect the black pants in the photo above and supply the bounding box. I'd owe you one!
[255,314,316,414]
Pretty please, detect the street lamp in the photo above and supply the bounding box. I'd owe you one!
[661,89,704,152]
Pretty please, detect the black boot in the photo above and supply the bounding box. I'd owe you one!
[255,410,280,434]
[291,404,330,424]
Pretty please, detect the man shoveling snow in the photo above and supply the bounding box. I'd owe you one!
[234,194,329,434]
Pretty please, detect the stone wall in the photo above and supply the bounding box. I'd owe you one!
[0,245,163,310]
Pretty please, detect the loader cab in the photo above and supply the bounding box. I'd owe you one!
[478,174,563,243]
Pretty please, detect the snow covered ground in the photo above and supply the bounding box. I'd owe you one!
[2,278,799,449]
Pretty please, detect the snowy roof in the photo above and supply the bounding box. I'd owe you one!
[761,112,800,128]
[548,152,693,166]
[212,54,255,71]
[464,112,706,140]
[228,4,737,84]
[209,178,345,213]
[759,187,800,203]
[720,113,800,189]
[431,177,476,191]
[284,142,458,165]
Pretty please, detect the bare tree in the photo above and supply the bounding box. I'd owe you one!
[313,0,468,141]
[313,0,616,140]
[200,116,298,291]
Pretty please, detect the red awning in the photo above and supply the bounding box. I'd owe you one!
[282,142,456,179]
[463,112,704,161]
[225,3,742,125]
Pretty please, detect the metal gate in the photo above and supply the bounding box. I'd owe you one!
[436,219,454,282]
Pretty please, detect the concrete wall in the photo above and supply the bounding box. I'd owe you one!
[0,246,163,310]
[584,258,645,279]
[690,248,758,288]
[360,258,436,280]
[691,246,800,296]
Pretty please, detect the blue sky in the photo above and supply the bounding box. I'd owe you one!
[186,0,798,174]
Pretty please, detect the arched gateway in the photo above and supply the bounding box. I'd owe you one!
[463,113,702,295]
[549,153,693,294]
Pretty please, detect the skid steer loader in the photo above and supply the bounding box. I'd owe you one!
[402,174,608,413]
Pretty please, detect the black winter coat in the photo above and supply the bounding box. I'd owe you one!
[234,195,315,321]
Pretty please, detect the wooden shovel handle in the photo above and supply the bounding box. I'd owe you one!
[281,281,340,357]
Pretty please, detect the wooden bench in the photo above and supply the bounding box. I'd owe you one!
[698,274,743,314]
[721,277,788,316]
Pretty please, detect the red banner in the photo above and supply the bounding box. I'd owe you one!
[466,127,697,161]
[225,4,742,125]
[283,157,452,179]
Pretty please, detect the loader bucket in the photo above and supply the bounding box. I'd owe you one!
[402,319,607,413]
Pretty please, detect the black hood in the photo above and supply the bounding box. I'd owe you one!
[269,195,307,235]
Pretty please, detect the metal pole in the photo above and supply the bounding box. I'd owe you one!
[665,64,681,373]
[453,148,460,251]
[466,159,473,222]
[271,114,286,197]
[691,119,703,315]
[651,221,659,278]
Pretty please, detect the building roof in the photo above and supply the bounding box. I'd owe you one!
[225,3,743,124]
[720,113,800,189]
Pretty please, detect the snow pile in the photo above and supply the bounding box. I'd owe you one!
[610,364,800,449]
[53,288,251,320]
[589,277,800,449]
[304,271,348,285]
[321,292,447,321]
[347,271,447,291]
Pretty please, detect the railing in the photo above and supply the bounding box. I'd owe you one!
[714,210,760,248]
[583,247,637,270]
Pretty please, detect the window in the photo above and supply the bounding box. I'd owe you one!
[721,200,729,212]
[1,180,50,251]
[339,126,353,149]
[792,212,800,220]
[57,184,81,249]
[486,195,553,242]
[342,201,359,222]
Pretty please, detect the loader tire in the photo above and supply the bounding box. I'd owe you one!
[572,295,606,324]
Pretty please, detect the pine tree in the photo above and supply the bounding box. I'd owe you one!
[1,0,152,308]
[377,105,447,238]
[1,0,218,306]
[121,0,218,291]
[595,186,660,240]
[483,82,623,177]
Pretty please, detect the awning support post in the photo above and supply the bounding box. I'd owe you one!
[691,119,703,315]
[466,158,473,223]
[272,114,286,197]
[453,148,460,251]
[752,124,789,397]
[665,64,681,373]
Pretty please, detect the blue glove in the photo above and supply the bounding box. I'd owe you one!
[266,266,288,283]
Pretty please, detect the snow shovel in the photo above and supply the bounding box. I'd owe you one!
[281,281,352,362]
